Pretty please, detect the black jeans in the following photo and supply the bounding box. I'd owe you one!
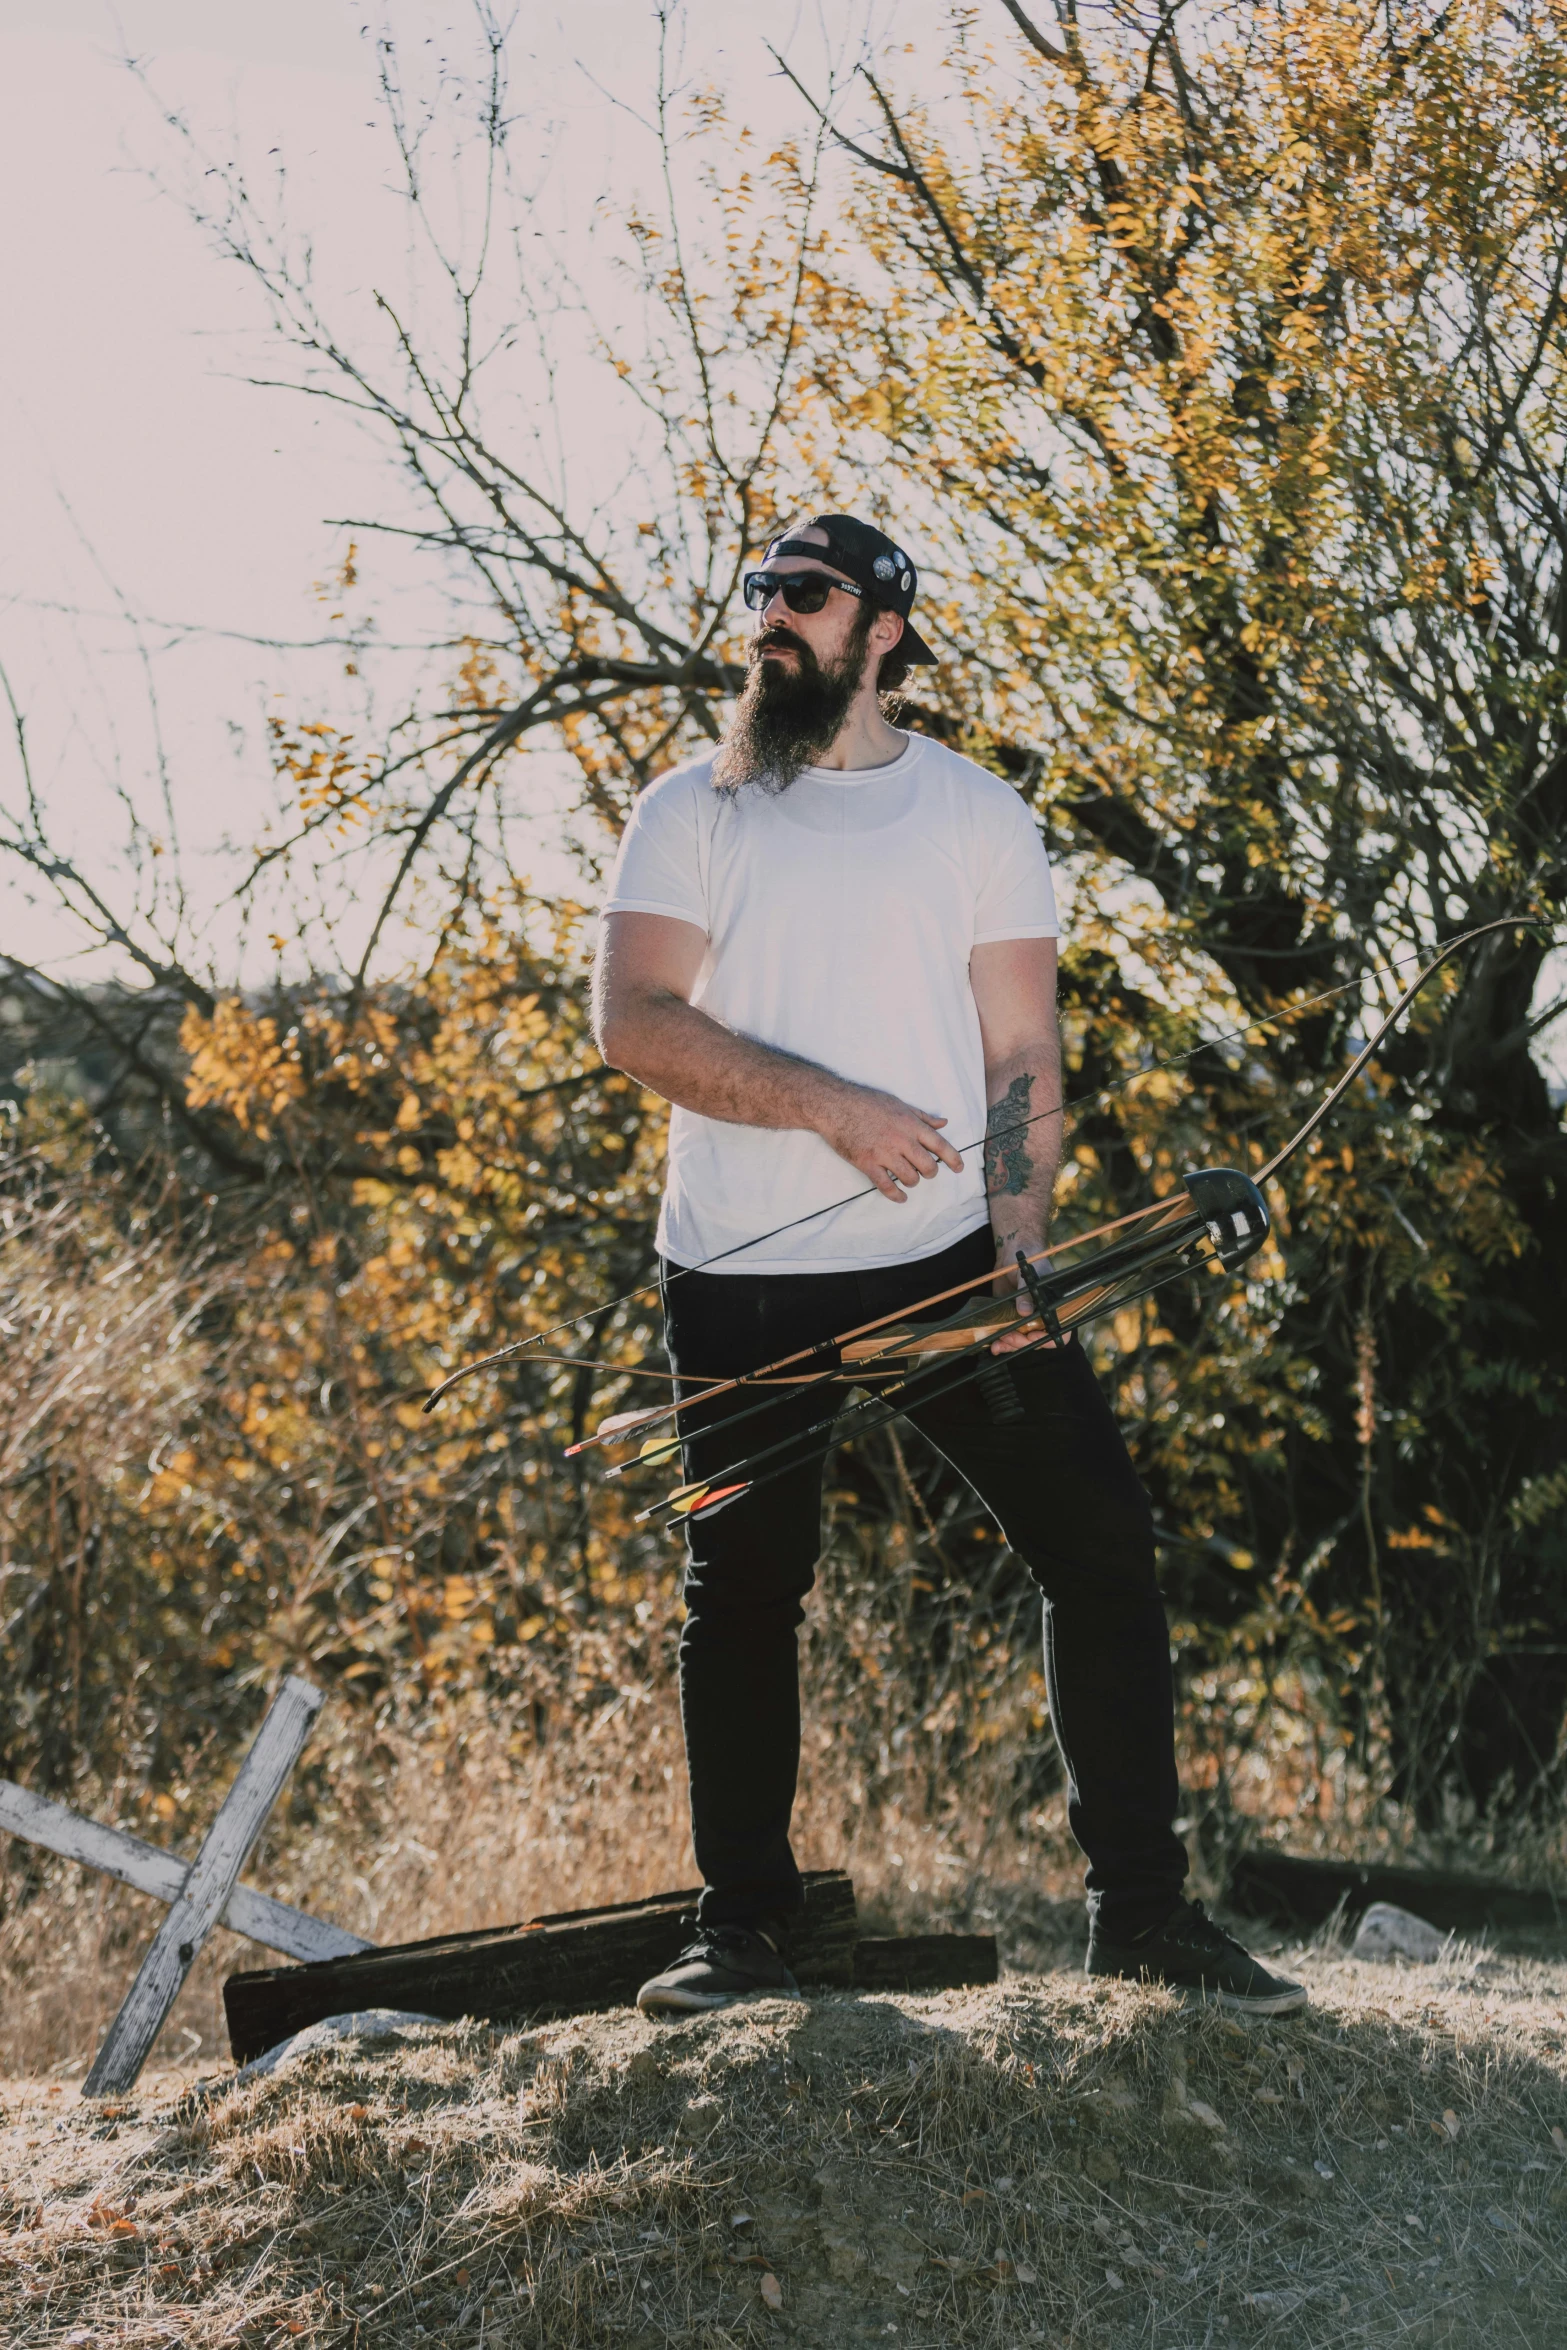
[661,1225,1187,1940]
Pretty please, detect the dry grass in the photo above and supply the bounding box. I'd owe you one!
[2,1932,1564,2349]
[0,1683,1089,2084]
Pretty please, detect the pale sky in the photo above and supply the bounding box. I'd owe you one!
[0,0,942,980]
[1,2,1561,1080]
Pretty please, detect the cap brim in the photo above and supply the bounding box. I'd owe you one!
[896,619,938,666]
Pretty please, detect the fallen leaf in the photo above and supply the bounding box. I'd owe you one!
[1015,2263,1038,2284]
[962,2187,990,2205]
[346,2105,370,2123]
[1438,2109,1460,2142]
[759,2271,783,2310]
[456,2266,471,2285]
[1254,2087,1282,2104]
[1550,2125,1566,2156]
[1186,2098,1226,2133]
[1105,2267,1125,2290]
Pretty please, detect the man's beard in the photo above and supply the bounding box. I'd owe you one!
[711,621,870,795]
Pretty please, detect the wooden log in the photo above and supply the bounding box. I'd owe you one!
[224,1870,859,2062]
[1227,1848,1564,1934]
[852,1934,998,1991]
[85,1677,325,2096]
[0,1779,370,1965]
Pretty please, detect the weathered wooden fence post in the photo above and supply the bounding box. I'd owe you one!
[17,1675,349,2097]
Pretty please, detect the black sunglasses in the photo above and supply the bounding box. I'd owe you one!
[742,568,866,614]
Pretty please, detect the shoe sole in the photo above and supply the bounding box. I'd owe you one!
[1199,1982,1309,2017]
[636,1983,804,2017]
[1087,1968,1308,2017]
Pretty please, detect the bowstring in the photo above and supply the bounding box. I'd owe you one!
[423,920,1541,1411]
[607,915,1555,1511]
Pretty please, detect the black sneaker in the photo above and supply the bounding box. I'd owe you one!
[1087,1897,1308,2015]
[635,1924,801,2017]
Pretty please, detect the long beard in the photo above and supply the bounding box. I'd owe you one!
[711,627,868,795]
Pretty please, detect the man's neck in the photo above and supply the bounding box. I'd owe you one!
[810,688,908,773]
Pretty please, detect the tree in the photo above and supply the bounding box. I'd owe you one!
[792,0,1567,1828]
[5,0,1562,1852]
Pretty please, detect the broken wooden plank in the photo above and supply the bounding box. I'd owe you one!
[1227,1848,1564,1934]
[0,1778,370,1965]
[852,1934,998,1991]
[84,1676,326,2095]
[225,1871,860,2062]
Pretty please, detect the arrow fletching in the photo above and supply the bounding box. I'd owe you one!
[647,1478,752,1524]
[565,1402,668,1456]
[685,1482,750,1520]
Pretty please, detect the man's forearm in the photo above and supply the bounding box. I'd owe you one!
[983,1039,1062,1266]
[599,987,851,1131]
[595,976,965,1203]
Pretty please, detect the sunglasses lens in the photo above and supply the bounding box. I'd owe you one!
[743,571,834,614]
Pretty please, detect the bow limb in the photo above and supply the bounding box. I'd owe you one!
[1255,917,1547,1185]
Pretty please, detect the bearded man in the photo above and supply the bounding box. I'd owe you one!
[593,514,1304,2017]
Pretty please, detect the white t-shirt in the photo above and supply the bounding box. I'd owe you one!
[601,731,1059,1273]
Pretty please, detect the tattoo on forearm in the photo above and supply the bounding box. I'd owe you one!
[984,1074,1034,1198]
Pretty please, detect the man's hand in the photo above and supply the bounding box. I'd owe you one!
[596,915,966,1200]
[817,1086,965,1202]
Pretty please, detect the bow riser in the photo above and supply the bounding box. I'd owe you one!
[842,1169,1267,1371]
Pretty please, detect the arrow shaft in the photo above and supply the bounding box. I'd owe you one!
[647,1230,1222,1527]
[581,1192,1190,1467]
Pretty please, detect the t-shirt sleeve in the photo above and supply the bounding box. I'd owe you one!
[972,784,1060,942]
[601,773,709,930]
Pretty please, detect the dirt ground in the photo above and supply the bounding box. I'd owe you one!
[1,1918,1564,2350]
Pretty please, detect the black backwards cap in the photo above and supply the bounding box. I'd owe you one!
[764,512,938,665]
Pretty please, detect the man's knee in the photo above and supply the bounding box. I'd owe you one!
[679,1513,819,1644]
[1012,1501,1160,1610]
[679,1578,812,1662]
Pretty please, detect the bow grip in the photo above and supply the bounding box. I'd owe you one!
[1014,1247,1067,1342]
